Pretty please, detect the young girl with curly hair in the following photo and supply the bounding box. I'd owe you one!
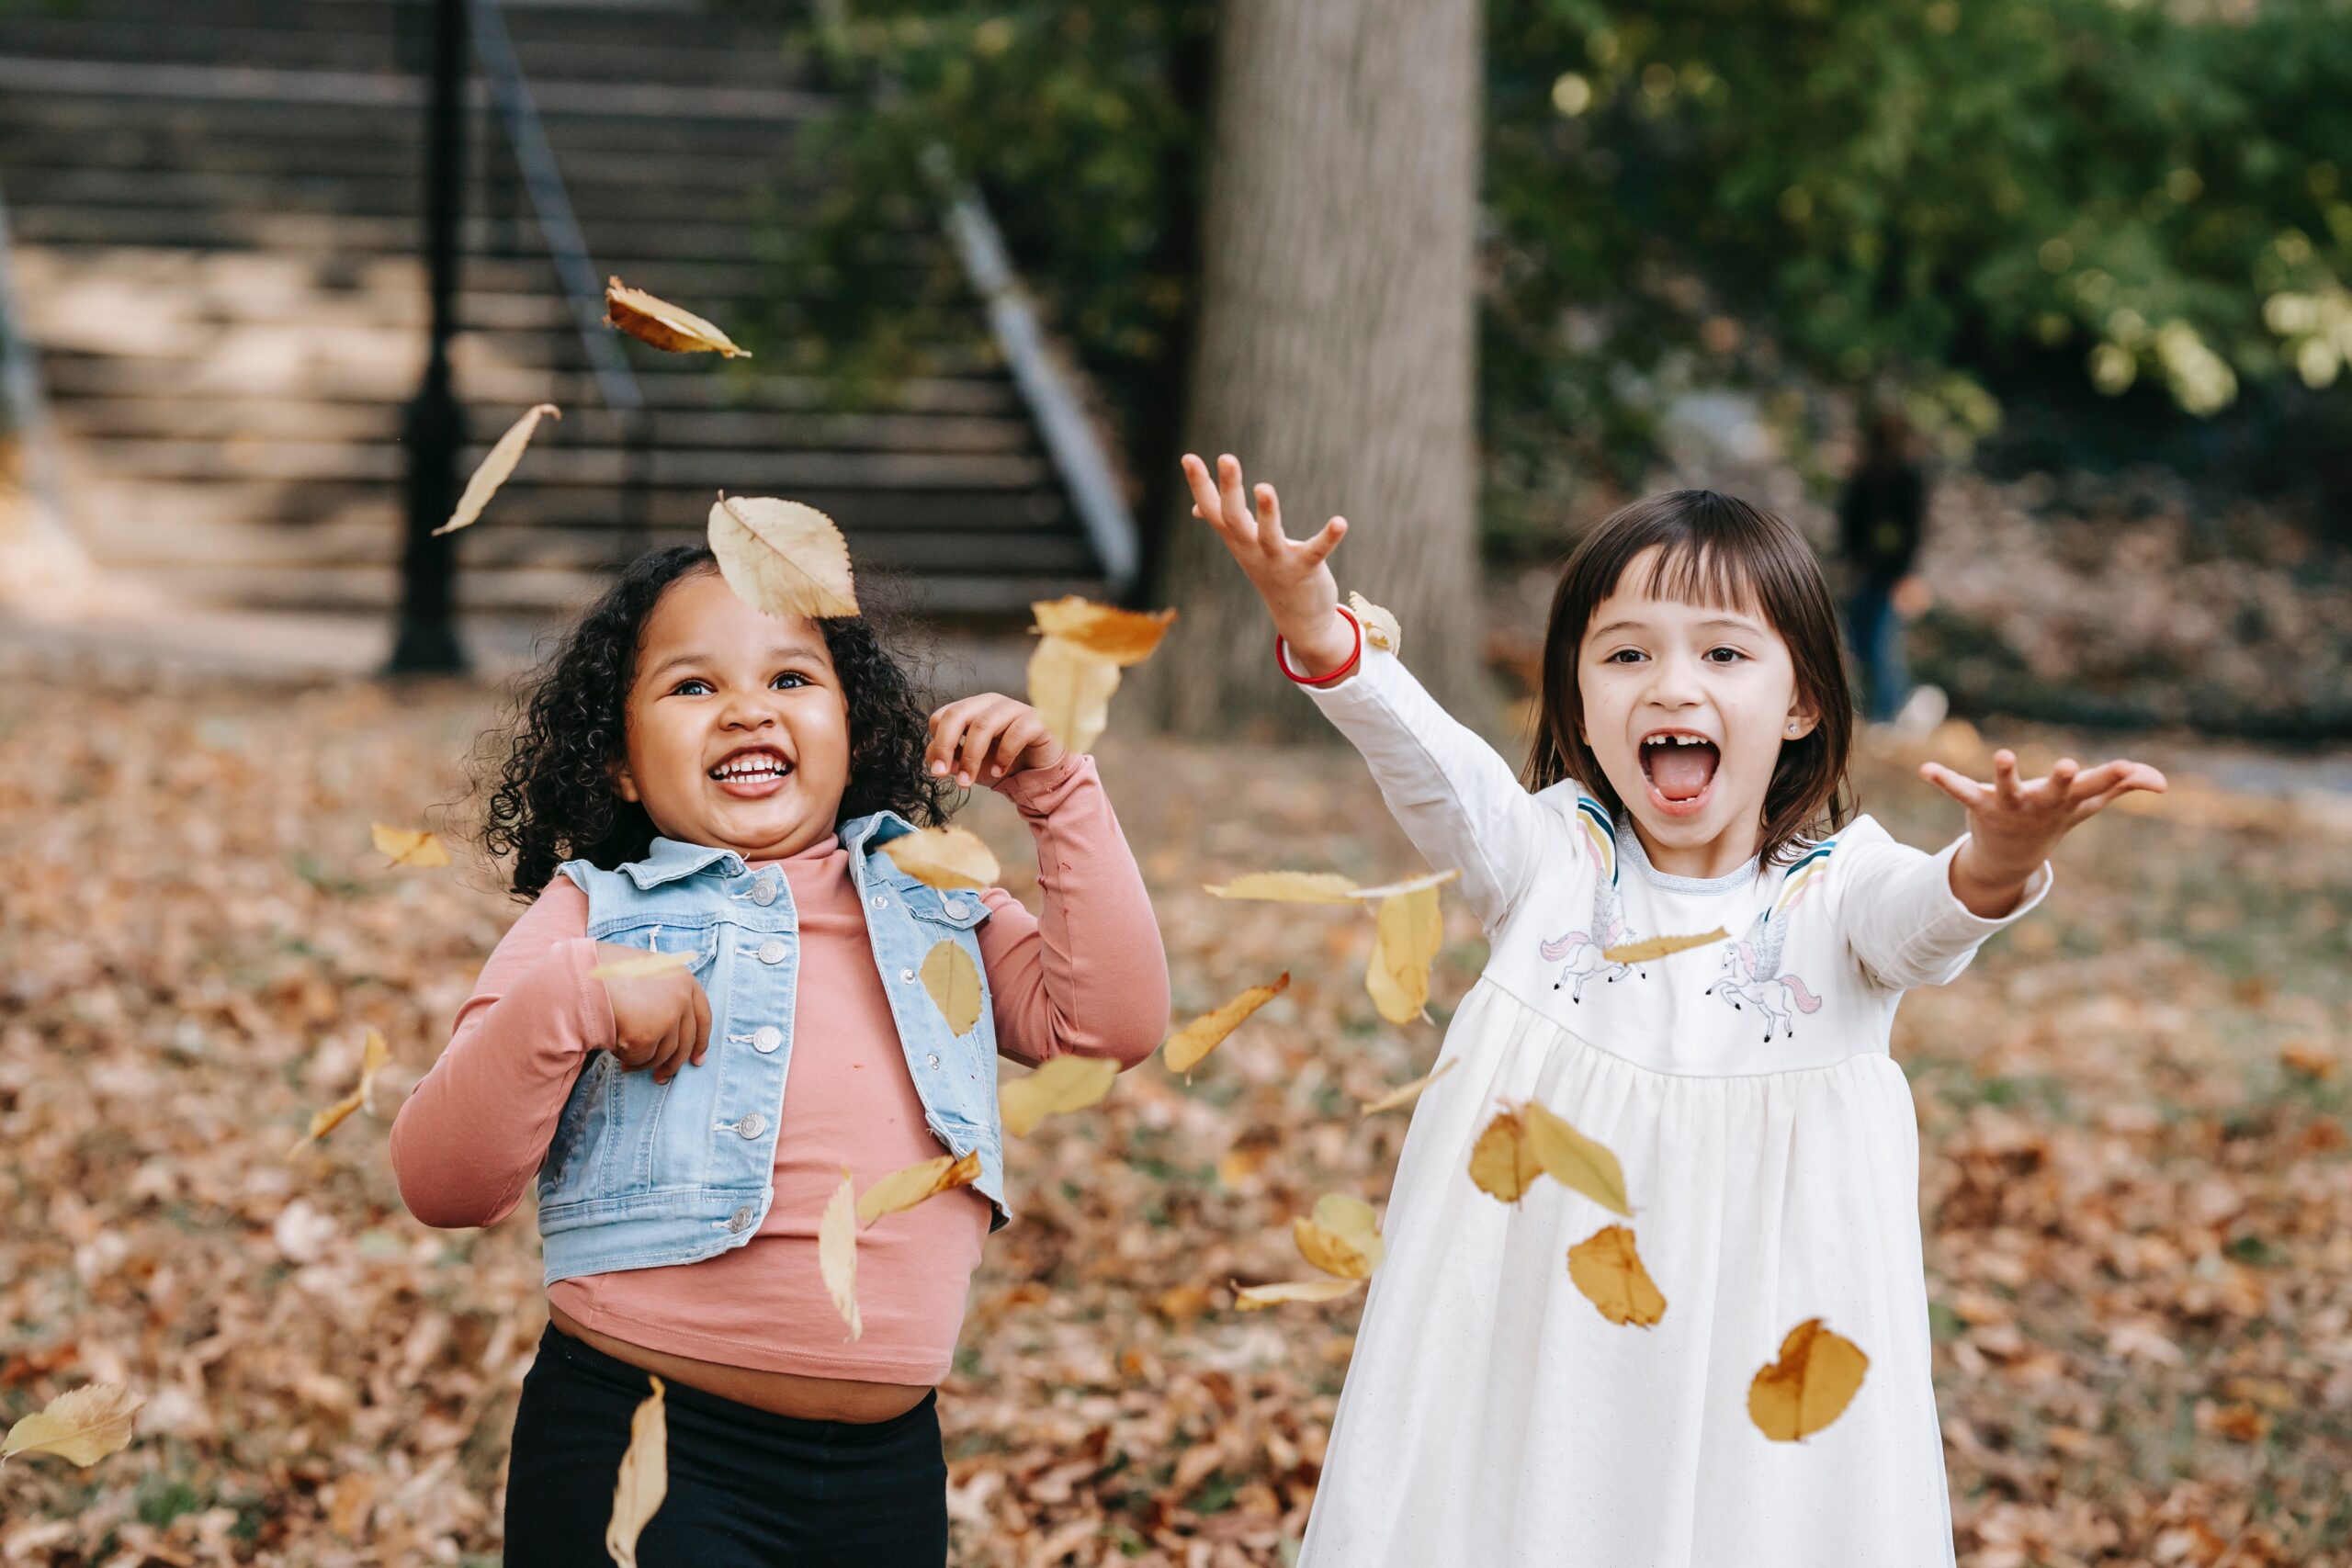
[390,545,1169,1566]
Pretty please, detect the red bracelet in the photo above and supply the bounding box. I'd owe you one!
[1276,605,1364,687]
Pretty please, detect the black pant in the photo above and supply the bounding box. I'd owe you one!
[503,1324,949,1567]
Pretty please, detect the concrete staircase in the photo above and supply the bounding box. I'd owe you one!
[0,0,1107,625]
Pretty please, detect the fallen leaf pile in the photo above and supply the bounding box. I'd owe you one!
[0,659,2346,1564]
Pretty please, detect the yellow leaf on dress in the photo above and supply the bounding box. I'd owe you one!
[919,940,983,1036]
[1201,871,1363,904]
[1567,1224,1667,1327]
[370,823,451,868]
[1366,885,1443,1024]
[1294,1193,1385,1280]
[1232,1277,1363,1310]
[708,495,859,620]
[0,1383,142,1466]
[819,1169,862,1340]
[434,402,559,536]
[1347,591,1401,654]
[1162,973,1289,1075]
[605,276,751,356]
[1468,1110,1544,1203]
[1747,1318,1869,1441]
[1601,927,1728,964]
[288,1028,394,1157]
[588,950,692,981]
[604,1375,667,1568]
[1026,635,1121,754]
[1521,1100,1633,1216]
[1030,597,1178,666]
[999,1055,1117,1137]
[881,826,1001,892]
[1359,1057,1456,1116]
[856,1148,981,1226]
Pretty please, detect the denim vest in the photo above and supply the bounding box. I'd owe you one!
[537,811,1006,1288]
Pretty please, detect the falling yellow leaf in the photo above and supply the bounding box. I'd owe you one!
[707,494,859,621]
[1350,868,1462,900]
[819,1168,862,1340]
[589,950,692,981]
[1469,1109,1545,1202]
[919,939,983,1036]
[370,823,450,868]
[0,1383,142,1467]
[288,1028,393,1157]
[881,826,1001,892]
[1521,1100,1633,1216]
[1602,926,1729,964]
[604,1375,667,1568]
[605,276,751,357]
[1294,1193,1385,1279]
[434,402,559,536]
[999,1054,1117,1137]
[1567,1224,1668,1327]
[856,1148,981,1226]
[1348,591,1401,654]
[1162,973,1290,1075]
[1030,597,1179,666]
[1202,871,1363,904]
[1747,1318,1869,1441]
[1026,636,1121,754]
[1233,1277,1364,1310]
[1359,1057,1457,1116]
[1366,885,1443,1024]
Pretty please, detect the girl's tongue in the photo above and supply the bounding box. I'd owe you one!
[1644,738,1720,803]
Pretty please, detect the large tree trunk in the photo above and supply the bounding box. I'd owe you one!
[1148,0,1486,739]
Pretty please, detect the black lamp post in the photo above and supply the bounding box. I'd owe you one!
[390,0,469,673]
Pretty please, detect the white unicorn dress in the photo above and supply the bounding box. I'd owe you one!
[1292,646,2051,1568]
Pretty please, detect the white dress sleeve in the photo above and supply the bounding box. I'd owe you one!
[1831,819,2053,991]
[1297,646,1558,931]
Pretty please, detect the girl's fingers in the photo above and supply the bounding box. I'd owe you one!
[689,981,712,1066]
[1302,514,1349,565]
[989,713,1038,777]
[1918,761,1989,810]
[928,705,972,778]
[1254,481,1288,548]
[957,707,1003,784]
[1992,750,2022,807]
[2061,759,2132,801]
[1216,454,1254,535]
[1180,455,1227,534]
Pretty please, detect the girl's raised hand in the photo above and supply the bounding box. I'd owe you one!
[929,693,1067,784]
[1180,453,1355,677]
[1923,748,2167,913]
[594,945,711,1084]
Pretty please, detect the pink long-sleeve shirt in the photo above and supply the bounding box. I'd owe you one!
[390,754,1169,1382]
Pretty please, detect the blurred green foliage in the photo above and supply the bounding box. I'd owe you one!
[783,0,2352,544]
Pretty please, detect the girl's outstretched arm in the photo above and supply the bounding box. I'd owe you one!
[1925,747,2166,918]
[1182,452,1557,929]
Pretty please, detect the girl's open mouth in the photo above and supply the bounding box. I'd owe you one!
[1638,732,1719,818]
[708,746,794,799]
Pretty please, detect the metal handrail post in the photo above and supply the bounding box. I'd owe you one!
[0,171,85,569]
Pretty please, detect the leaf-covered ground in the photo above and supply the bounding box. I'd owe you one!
[1,662,2347,1566]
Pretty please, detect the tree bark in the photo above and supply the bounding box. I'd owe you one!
[1148,0,1486,739]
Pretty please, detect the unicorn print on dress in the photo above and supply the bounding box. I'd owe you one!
[1705,839,1832,1041]
[1538,798,1649,1002]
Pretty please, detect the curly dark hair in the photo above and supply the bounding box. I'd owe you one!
[478,545,951,898]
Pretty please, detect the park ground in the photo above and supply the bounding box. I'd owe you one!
[0,652,2347,1567]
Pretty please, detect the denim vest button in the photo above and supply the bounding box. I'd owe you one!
[756,938,788,964]
[943,899,968,919]
[751,1025,783,1054]
[726,1205,755,1232]
[736,1112,765,1139]
[926,1054,941,1069]
[899,967,916,982]
[870,894,888,910]
[751,878,778,906]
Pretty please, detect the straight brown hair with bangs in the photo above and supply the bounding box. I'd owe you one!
[1524,491,1855,869]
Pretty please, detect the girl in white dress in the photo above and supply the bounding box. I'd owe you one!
[1181,454,2166,1568]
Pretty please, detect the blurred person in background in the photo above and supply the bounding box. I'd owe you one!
[1838,406,1945,736]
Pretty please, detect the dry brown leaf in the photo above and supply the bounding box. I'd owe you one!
[1366,885,1444,1024]
[605,276,751,356]
[1602,926,1729,964]
[1202,871,1363,904]
[588,950,692,981]
[1162,973,1290,1075]
[1359,1057,1457,1116]
[999,1055,1117,1137]
[0,1383,142,1467]
[287,1028,393,1157]
[604,1374,667,1568]
[707,495,859,620]
[820,1169,862,1340]
[1469,1109,1545,1203]
[1521,1100,1633,1216]
[434,402,559,536]
[1026,636,1121,754]
[881,827,1001,892]
[1747,1317,1869,1441]
[370,822,450,868]
[2279,1042,2335,1079]
[1232,1277,1364,1310]
[919,940,983,1037]
[1294,1193,1385,1280]
[1567,1224,1668,1327]
[856,1149,981,1226]
[1030,597,1179,666]
[1348,591,1401,654]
